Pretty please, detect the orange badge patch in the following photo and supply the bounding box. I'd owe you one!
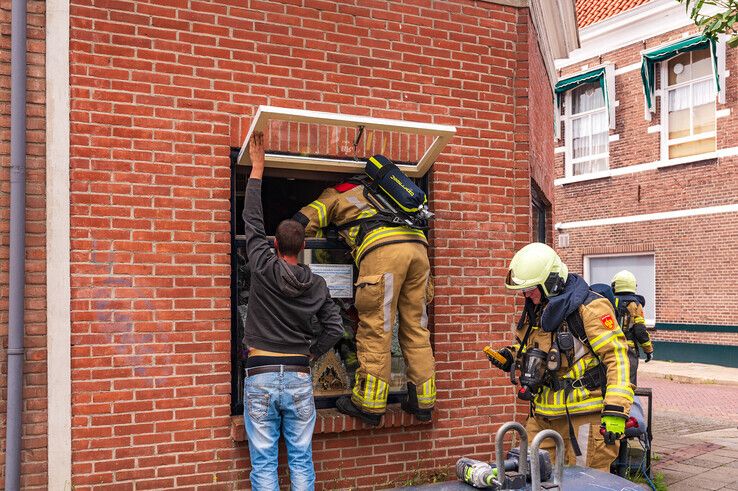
[600,314,615,330]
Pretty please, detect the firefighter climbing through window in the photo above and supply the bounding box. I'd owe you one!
[485,243,633,472]
[293,155,436,426]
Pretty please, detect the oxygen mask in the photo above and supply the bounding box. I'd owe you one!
[517,348,547,401]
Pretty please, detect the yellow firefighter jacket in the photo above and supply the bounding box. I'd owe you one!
[615,297,654,355]
[508,291,633,420]
[295,184,428,264]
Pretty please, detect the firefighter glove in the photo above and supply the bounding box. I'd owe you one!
[600,415,626,445]
[485,346,513,372]
[645,352,653,363]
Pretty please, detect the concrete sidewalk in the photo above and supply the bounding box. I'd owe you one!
[642,373,738,490]
[638,360,738,386]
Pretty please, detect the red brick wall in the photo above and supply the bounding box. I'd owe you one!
[527,15,555,246]
[554,26,738,342]
[559,214,738,329]
[527,17,555,210]
[0,2,49,489]
[67,1,550,488]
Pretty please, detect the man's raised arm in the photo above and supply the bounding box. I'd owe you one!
[242,132,272,268]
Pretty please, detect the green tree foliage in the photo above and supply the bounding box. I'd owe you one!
[677,0,738,47]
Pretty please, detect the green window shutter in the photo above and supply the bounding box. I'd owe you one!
[640,34,719,113]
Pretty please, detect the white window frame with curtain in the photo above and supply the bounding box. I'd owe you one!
[659,48,717,160]
[564,82,610,177]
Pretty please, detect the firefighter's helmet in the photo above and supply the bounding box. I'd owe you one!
[611,270,637,294]
[505,243,568,297]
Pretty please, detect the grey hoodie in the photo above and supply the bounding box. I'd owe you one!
[241,179,343,357]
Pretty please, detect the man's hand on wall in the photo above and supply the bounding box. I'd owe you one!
[249,131,266,179]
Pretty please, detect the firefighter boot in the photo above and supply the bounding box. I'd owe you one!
[401,382,432,422]
[336,396,381,426]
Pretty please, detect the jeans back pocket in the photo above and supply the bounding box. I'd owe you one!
[246,389,271,423]
[292,387,315,421]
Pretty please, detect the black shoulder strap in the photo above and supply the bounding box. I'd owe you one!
[615,297,631,328]
[515,299,537,356]
[510,300,538,387]
[565,310,587,345]
[566,309,607,393]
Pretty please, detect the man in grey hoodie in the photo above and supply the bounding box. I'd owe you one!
[242,132,343,491]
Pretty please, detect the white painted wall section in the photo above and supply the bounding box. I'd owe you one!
[46,0,72,489]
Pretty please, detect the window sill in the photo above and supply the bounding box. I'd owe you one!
[230,404,432,441]
[656,152,717,169]
[555,151,721,186]
[554,170,612,186]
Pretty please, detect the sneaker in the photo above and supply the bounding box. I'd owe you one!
[336,396,381,426]
[401,400,433,422]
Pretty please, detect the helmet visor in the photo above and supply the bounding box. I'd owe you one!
[505,270,537,291]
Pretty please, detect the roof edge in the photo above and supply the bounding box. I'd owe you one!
[556,0,721,68]
[529,0,581,89]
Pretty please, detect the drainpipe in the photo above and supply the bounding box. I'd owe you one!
[4,0,27,489]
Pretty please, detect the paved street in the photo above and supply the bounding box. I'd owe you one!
[640,374,738,490]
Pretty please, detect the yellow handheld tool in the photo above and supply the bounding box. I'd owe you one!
[483,346,508,365]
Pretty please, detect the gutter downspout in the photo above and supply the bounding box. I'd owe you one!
[4,0,27,489]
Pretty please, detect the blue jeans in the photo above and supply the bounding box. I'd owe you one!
[244,368,316,491]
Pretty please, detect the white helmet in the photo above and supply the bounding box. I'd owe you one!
[611,270,637,294]
[505,243,569,297]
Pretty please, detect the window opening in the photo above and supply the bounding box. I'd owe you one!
[231,107,451,414]
[531,182,551,245]
[230,156,430,414]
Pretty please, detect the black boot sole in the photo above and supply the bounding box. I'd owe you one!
[336,396,382,426]
[401,401,433,422]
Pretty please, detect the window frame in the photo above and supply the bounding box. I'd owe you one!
[659,49,717,161]
[563,85,610,178]
[229,149,436,416]
[531,181,551,245]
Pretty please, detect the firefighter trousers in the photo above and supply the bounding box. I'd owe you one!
[351,242,436,415]
[627,347,640,386]
[526,412,619,473]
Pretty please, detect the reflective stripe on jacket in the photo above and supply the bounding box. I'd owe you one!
[298,185,428,264]
[509,295,633,419]
[615,297,654,355]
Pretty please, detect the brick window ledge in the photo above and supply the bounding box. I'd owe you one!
[231,405,432,441]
